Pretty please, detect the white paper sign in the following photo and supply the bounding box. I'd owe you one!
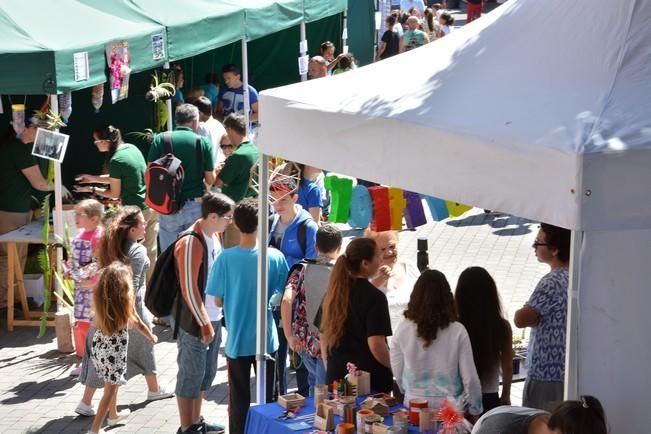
[342,28,348,40]
[343,45,349,54]
[73,52,89,81]
[298,55,309,76]
[32,128,70,163]
[299,40,308,54]
[151,33,165,60]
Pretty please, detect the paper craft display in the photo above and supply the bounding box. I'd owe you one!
[278,393,305,409]
[371,423,391,434]
[424,195,449,221]
[324,175,353,223]
[348,185,373,229]
[368,186,391,232]
[58,92,72,123]
[105,40,131,103]
[313,403,335,431]
[360,397,389,416]
[403,191,427,229]
[388,187,406,230]
[11,104,26,138]
[345,363,371,396]
[446,201,472,217]
[91,84,104,113]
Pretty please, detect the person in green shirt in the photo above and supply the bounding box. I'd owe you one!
[214,113,259,247]
[0,121,56,308]
[147,104,216,251]
[75,125,159,279]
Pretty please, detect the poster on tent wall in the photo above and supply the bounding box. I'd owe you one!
[105,40,131,104]
[32,128,69,163]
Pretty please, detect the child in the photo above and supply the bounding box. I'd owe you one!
[439,12,455,36]
[88,262,157,434]
[67,199,103,323]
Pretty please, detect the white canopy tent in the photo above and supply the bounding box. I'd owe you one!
[257,0,651,432]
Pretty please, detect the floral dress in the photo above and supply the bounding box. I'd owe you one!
[91,328,128,385]
[68,227,103,322]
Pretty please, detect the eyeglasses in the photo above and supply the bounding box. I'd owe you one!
[221,215,233,221]
[220,144,233,149]
[94,139,107,145]
[532,241,548,248]
[75,212,88,218]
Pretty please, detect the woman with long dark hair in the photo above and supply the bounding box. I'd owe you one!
[319,238,393,393]
[391,269,483,416]
[74,125,158,279]
[455,266,513,413]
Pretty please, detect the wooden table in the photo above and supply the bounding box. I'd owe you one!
[0,220,55,331]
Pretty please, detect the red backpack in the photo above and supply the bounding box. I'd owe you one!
[145,132,202,215]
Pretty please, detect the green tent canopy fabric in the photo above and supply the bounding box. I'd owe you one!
[0,1,166,94]
[0,0,347,95]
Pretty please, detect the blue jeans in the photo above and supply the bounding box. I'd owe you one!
[300,352,326,397]
[158,200,201,252]
[175,326,221,399]
[202,320,223,391]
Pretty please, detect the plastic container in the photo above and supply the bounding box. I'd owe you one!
[73,320,91,358]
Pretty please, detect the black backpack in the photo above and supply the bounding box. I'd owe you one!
[268,214,309,256]
[145,230,207,337]
[145,132,202,215]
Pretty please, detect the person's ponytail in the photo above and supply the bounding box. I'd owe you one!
[321,255,352,351]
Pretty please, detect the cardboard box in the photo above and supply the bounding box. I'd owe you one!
[361,398,389,416]
[313,403,334,431]
[346,370,371,396]
[278,393,305,409]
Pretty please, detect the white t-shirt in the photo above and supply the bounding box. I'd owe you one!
[203,232,223,321]
[197,116,227,164]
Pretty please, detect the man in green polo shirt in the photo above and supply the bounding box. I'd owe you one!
[0,121,56,308]
[214,113,259,247]
[147,104,215,251]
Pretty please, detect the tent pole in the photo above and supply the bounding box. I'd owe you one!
[164,62,173,132]
[300,22,307,82]
[242,40,251,134]
[49,94,64,306]
[256,154,270,404]
[564,230,582,400]
[342,9,348,52]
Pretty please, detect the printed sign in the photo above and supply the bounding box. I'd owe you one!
[105,40,131,103]
[73,52,89,81]
[151,33,165,60]
[32,128,70,163]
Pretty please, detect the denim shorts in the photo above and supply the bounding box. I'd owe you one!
[175,327,214,399]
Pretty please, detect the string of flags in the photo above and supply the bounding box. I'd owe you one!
[324,174,473,231]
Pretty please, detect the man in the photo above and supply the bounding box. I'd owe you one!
[206,198,289,434]
[401,0,425,15]
[173,192,233,434]
[308,56,328,80]
[192,96,227,165]
[281,224,342,397]
[0,118,63,308]
[514,224,571,410]
[377,15,402,60]
[403,16,430,51]
[147,104,215,251]
[214,113,259,247]
[215,64,259,123]
[465,0,485,23]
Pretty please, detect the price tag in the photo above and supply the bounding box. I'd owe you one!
[299,40,308,54]
[375,12,382,30]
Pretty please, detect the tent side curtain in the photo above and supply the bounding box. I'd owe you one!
[304,0,347,23]
[243,1,305,41]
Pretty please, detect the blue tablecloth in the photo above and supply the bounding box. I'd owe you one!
[245,396,419,434]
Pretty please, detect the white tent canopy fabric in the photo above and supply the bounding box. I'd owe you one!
[258,0,651,231]
[257,0,651,432]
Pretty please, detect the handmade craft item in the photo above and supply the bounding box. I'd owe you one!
[11,103,25,138]
[408,399,429,425]
[356,409,374,434]
[314,403,335,431]
[436,399,467,434]
[345,363,371,396]
[325,175,354,223]
[392,411,409,434]
[337,423,355,434]
[363,414,382,433]
[360,397,389,416]
[368,186,391,231]
[278,393,305,409]
[58,92,72,123]
[315,384,328,408]
[419,408,435,433]
[91,84,104,113]
[371,423,391,434]
[348,185,373,229]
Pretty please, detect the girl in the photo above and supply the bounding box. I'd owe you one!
[439,12,455,36]
[391,269,483,416]
[455,266,513,414]
[423,8,442,41]
[88,262,157,434]
[320,238,393,393]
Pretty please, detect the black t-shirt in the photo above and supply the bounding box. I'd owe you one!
[380,30,401,59]
[324,278,393,393]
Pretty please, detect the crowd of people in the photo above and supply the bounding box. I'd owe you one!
[0,15,607,433]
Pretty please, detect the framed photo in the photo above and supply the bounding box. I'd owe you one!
[32,128,70,163]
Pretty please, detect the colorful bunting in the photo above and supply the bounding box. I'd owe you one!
[368,186,392,232]
[404,191,427,229]
[424,195,450,221]
[388,187,406,231]
[446,201,473,217]
[348,185,373,229]
[324,175,353,223]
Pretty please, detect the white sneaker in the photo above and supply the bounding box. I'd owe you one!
[74,401,95,417]
[106,409,130,426]
[147,385,174,401]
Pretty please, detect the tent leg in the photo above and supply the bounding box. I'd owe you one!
[564,230,582,400]
[256,154,270,404]
[49,95,64,307]
[300,22,307,82]
[242,40,251,134]
[342,9,348,52]
[164,62,173,132]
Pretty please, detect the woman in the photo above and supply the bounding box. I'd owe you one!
[320,238,393,393]
[423,8,442,41]
[455,266,513,414]
[76,207,171,418]
[74,125,158,279]
[391,269,483,416]
[367,230,421,335]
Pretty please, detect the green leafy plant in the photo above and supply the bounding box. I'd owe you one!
[38,194,52,338]
[53,272,75,309]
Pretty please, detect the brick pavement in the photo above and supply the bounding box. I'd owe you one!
[0,207,546,433]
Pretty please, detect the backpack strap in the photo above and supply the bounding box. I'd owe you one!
[297,219,308,257]
[195,135,203,182]
[163,132,173,155]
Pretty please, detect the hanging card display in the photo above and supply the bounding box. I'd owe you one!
[11,104,26,138]
[91,84,104,113]
[105,40,131,103]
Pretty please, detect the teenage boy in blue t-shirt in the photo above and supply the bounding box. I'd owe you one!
[206,198,289,434]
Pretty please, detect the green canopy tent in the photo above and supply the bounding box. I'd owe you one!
[0,0,167,94]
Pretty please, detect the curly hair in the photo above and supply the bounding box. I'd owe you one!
[404,269,456,348]
[97,206,142,267]
[540,223,571,262]
[93,262,136,335]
